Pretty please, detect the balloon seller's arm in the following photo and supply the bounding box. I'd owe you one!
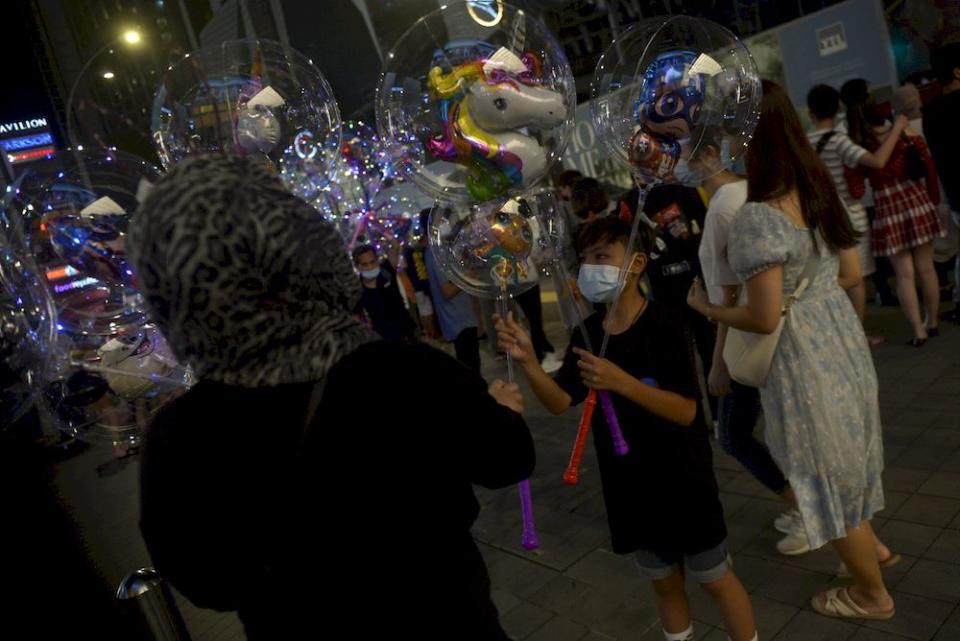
[447,355,535,489]
[690,267,784,335]
[520,358,572,416]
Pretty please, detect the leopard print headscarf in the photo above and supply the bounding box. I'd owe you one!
[129,154,375,387]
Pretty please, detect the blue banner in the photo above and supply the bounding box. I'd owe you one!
[777,0,898,107]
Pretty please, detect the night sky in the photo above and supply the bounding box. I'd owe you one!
[3,1,62,143]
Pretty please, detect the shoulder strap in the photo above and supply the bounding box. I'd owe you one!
[815,130,836,155]
[785,236,823,309]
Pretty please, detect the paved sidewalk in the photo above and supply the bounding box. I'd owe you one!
[52,303,960,640]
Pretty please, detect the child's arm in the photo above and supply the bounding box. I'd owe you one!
[572,348,697,426]
[495,312,572,415]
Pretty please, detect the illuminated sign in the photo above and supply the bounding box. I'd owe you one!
[0,114,55,164]
[467,0,504,27]
[53,276,99,294]
[0,132,54,151]
[0,117,48,134]
[8,147,56,163]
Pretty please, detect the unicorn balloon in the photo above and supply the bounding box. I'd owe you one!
[427,47,565,202]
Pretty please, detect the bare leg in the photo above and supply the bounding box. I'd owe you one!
[651,572,691,635]
[700,570,757,641]
[845,279,866,321]
[829,521,894,613]
[889,250,926,339]
[912,242,940,331]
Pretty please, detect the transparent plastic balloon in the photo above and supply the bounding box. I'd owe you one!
[4,148,161,337]
[1,149,193,444]
[591,16,760,186]
[67,44,160,162]
[315,121,432,250]
[427,190,564,300]
[44,322,193,446]
[0,245,58,426]
[377,2,575,204]
[152,39,341,199]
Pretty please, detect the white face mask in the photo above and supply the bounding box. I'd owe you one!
[577,264,625,303]
[360,267,381,281]
[672,158,695,185]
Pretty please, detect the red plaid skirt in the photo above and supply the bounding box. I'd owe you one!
[871,179,945,256]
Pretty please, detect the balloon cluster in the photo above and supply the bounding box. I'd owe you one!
[1,149,193,444]
[0,38,345,446]
[377,2,576,303]
[315,121,433,253]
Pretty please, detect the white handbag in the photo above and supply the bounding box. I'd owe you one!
[722,252,821,388]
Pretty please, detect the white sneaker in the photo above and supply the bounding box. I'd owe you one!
[541,352,563,374]
[776,530,811,556]
[774,509,802,534]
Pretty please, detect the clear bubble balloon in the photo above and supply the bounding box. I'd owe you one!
[0,245,58,426]
[427,190,564,300]
[152,39,341,199]
[591,16,760,186]
[315,121,433,251]
[66,43,160,162]
[1,149,193,445]
[377,2,575,204]
[5,149,161,336]
[44,323,193,446]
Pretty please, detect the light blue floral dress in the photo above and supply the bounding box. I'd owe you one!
[728,203,885,550]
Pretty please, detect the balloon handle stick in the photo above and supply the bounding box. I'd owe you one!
[598,390,629,456]
[499,276,539,550]
[563,389,595,485]
[497,286,515,383]
[519,479,540,550]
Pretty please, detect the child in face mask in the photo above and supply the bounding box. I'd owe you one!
[495,216,758,641]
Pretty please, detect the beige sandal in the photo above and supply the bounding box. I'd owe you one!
[811,587,895,620]
[836,553,902,578]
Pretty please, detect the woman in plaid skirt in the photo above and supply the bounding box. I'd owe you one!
[846,86,944,345]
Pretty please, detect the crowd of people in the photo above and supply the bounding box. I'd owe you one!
[128,45,960,641]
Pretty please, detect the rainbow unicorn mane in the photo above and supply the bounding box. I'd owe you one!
[427,53,543,201]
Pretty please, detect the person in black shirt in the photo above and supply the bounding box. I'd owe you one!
[923,43,960,322]
[622,184,717,419]
[496,217,756,641]
[353,241,416,342]
[130,155,534,640]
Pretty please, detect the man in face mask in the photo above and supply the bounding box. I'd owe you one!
[352,243,416,342]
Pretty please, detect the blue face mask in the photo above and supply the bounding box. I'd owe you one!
[577,264,624,303]
[360,267,381,281]
[672,159,695,185]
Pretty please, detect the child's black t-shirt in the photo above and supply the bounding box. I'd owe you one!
[554,300,726,557]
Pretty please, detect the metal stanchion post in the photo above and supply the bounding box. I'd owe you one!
[117,568,193,641]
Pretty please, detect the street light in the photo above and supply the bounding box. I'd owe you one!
[66,30,146,148]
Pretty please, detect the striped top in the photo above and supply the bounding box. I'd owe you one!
[807,127,868,211]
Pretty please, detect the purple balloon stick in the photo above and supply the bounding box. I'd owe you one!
[519,479,540,550]
[597,390,629,456]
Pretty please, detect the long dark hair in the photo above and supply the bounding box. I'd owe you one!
[841,78,884,151]
[746,80,858,252]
